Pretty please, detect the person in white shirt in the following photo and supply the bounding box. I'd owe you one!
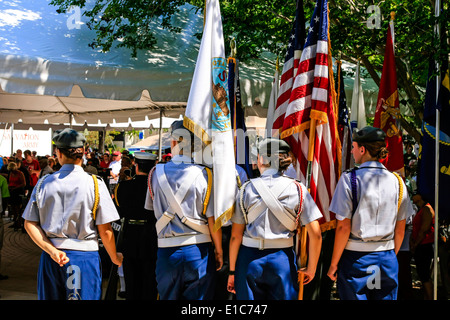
[108,151,122,191]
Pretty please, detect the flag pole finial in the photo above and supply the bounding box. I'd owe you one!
[390,11,396,21]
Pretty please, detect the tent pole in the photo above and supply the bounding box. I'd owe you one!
[69,113,73,129]
[158,109,163,161]
[99,130,105,153]
[0,123,7,151]
[10,123,14,157]
[50,128,53,157]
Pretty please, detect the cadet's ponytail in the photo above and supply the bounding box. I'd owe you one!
[358,141,389,160]
[58,147,84,160]
[278,153,293,172]
[259,152,292,173]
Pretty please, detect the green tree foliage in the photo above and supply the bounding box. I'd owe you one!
[49,0,449,141]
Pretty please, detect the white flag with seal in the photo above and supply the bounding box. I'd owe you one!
[183,0,237,230]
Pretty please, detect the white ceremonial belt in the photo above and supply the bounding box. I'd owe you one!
[242,236,293,250]
[345,239,395,252]
[50,238,99,251]
[155,210,210,235]
[158,234,212,248]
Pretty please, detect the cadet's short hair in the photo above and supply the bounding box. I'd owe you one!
[170,120,202,153]
[135,152,157,174]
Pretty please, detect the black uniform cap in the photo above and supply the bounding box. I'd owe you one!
[352,126,386,143]
[52,128,86,148]
[257,138,291,156]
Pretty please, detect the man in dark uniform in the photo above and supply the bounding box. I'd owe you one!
[114,152,158,300]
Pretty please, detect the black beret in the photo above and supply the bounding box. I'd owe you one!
[352,126,386,143]
[170,120,194,140]
[258,138,291,155]
[134,152,157,161]
[52,128,86,148]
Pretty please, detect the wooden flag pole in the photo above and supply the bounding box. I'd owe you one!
[298,224,308,299]
[308,120,317,161]
[298,119,317,300]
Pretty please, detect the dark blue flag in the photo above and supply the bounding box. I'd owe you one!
[417,54,450,219]
[423,59,450,136]
[336,61,352,171]
[228,57,252,178]
[417,122,450,220]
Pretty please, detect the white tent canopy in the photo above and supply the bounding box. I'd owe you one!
[131,132,172,149]
[0,0,394,129]
[0,0,274,125]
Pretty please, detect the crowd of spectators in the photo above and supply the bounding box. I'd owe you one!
[0,148,164,230]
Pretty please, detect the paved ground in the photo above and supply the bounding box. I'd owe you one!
[0,217,40,300]
[0,216,447,301]
[0,216,127,300]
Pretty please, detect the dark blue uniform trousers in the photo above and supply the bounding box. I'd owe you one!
[156,243,216,300]
[37,250,102,300]
[235,245,298,300]
[337,249,399,300]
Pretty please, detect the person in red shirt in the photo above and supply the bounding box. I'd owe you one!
[7,162,26,231]
[100,153,111,169]
[22,150,40,188]
[410,193,435,300]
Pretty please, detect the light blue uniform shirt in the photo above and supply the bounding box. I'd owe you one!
[329,161,414,251]
[144,155,214,239]
[22,164,120,251]
[232,169,322,241]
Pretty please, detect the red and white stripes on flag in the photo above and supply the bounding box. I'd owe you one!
[270,0,306,181]
[280,0,340,226]
[271,0,305,139]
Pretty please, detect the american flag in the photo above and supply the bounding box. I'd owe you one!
[336,60,353,171]
[280,0,340,225]
[271,0,306,140]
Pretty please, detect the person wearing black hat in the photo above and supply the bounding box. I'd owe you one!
[327,126,414,300]
[144,120,223,300]
[114,152,158,300]
[227,137,323,300]
[22,128,123,300]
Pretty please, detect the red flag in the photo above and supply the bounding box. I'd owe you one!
[280,0,340,227]
[373,16,404,174]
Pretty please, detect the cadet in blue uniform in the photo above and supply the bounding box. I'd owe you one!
[327,126,414,300]
[145,120,223,300]
[115,152,158,300]
[22,129,123,300]
[227,138,323,300]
